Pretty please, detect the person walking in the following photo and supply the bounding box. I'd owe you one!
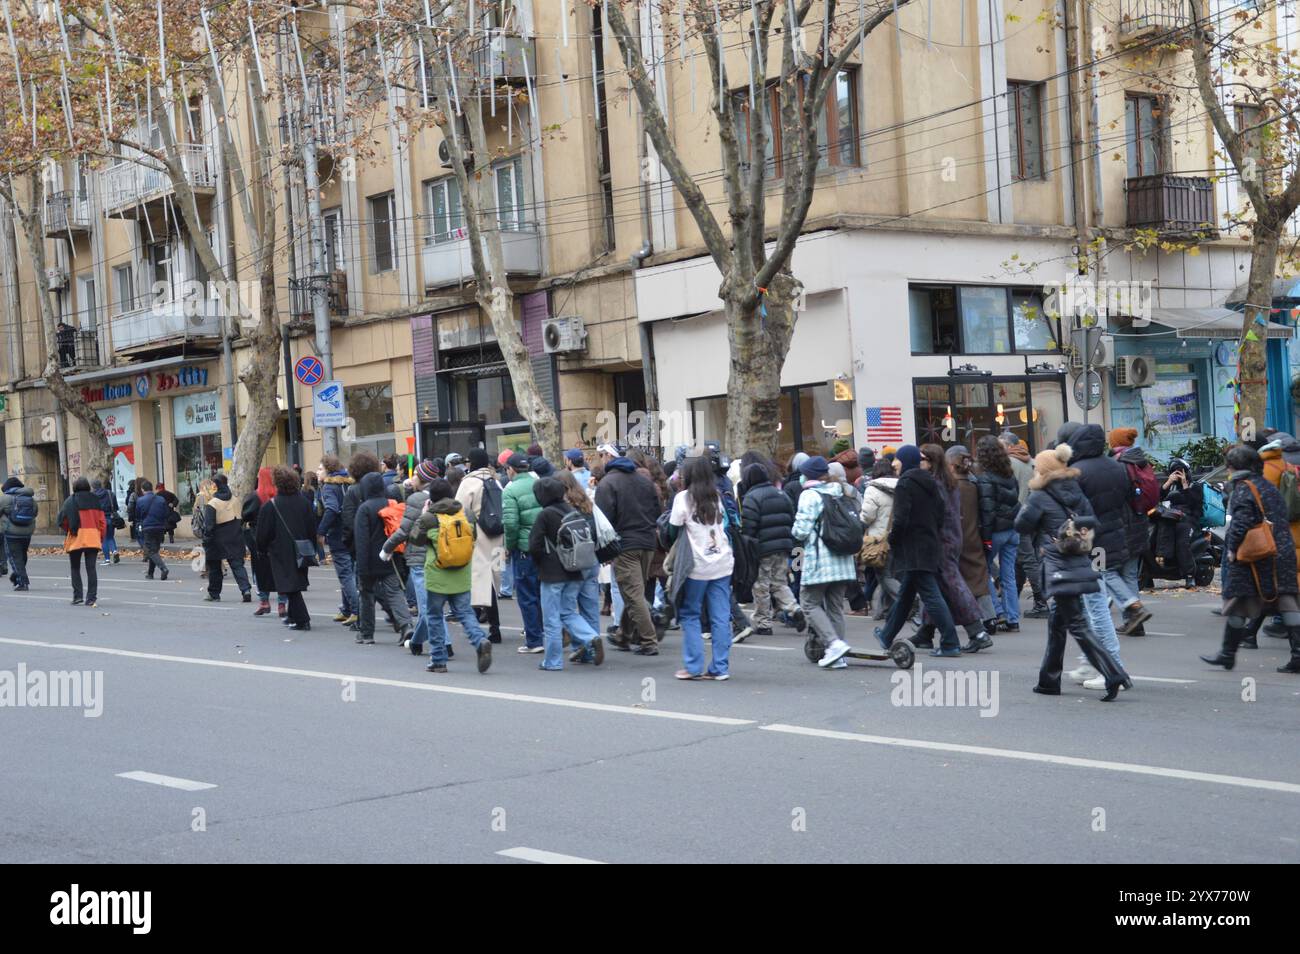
[1015,444,1131,700]
[556,470,609,646]
[1001,432,1046,618]
[92,479,121,566]
[976,436,1022,632]
[242,468,281,615]
[1201,444,1300,674]
[528,475,604,671]
[382,460,436,653]
[411,479,493,673]
[594,448,663,655]
[873,445,962,656]
[0,477,37,590]
[666,456,735,680]
[740,462,805,635]
[502,453,544,653]
[255,467,317,630]
[57,477,105,607]
[455,448,506,644]
[564,449,591,490]
[156,482,180,544]
[860,459,898,619]
[132,480,170,581]
[1114,443,1159,634]
[316,455,358,625]
[790,456,862,669]
[200,474,252,602]
[354,471,413,646]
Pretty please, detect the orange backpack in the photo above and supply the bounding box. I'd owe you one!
[379,499,406,554]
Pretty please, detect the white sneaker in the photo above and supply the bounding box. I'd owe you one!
[818,638,852,668]
[732,625,754,644]
[702,632,711,641]
[829,658,848,670]
[1068,665,1099,684]
[516,645,543,654]
[1083,675,1126,691]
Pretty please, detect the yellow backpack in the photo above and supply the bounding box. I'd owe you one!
[435,510,474,569]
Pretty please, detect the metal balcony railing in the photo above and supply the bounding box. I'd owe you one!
[470,32,536,85]
[289,272,348,319]
[421,219,541,289]
[44,191,92,234]
[1118,0,1191,38]
[109,296,223,352]
[101,143,216,216]
[1126,173,1216,233]
[55,327,102,370]
[279,76,343,150]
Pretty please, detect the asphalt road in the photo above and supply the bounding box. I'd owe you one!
[2,551,1297,863]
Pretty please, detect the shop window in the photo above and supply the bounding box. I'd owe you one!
[1012,290,1054,351]
[960,287,1012,354]
[911,284,1059,355]
[914,378,1065,455]
[449,373,525,427]
[343,383,396,458]
[909,286,959,354]
[1142,376,1201,440]
[690,383,848,463]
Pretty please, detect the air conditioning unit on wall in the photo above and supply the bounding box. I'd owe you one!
[543,316,587,354]
[45,266,68,290]
[1115,354,1156,388]
[1069,333,1114,371]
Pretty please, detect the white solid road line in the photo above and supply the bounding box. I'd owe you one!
[1142,631,1187,637]
[0,638,753,727]
[14,595,228,611]
[1131,675,1197,684]
[116,771,217,791]
[497,847,606,864]
[759,724,1300,795]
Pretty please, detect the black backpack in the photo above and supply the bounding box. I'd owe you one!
[550,509,597,572]
[477,478,504,537]
[814,491,863,556]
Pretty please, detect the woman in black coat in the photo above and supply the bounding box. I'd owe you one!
[255,466,318,630]
[1201,444,1300,673]
[242,466,283,618]
[1014,444,1130,700]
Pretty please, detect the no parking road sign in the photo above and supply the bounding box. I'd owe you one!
[294,356,324,386]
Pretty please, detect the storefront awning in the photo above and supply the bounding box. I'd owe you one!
[1145,307,1294,340]
[24,355,198,388]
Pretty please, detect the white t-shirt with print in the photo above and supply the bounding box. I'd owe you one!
[670,489,734,581]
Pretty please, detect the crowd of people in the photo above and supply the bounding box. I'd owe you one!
[3,423,1298,688]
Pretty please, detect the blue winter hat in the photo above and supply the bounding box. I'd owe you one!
[531,457,555,478]
[895,444,922,473]
[799,455,829,480]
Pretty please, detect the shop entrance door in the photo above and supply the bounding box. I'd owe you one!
[912,375,1068,455]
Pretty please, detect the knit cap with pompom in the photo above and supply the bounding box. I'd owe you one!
[1033,443,1073,478]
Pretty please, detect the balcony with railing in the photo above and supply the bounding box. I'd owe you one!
[421,220,541,289]
[289,271,349,320]
[55,326,104,370]
[1126,173,1216,234]
[44,191,92,236]
[101,143,217,218]
[110,295,224,353]
[470,32,536,84]
[278,76,344,152]
[1118,0,1191,40]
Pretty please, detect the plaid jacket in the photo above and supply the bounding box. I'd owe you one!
[791,481,858,585]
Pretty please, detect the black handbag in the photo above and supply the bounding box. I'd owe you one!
[271,500,319,569]
[111,513,126,530]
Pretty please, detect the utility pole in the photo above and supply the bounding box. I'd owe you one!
[300,75,338,457]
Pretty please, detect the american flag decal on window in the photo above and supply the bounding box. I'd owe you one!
[865,406,904,444]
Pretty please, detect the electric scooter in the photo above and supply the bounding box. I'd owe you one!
[802,633,916,669]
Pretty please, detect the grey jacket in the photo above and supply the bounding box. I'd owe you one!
[0,487,38,537]
[382,489,431,568]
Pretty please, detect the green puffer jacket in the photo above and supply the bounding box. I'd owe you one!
[412,498,476,595]
[502,472,541,553]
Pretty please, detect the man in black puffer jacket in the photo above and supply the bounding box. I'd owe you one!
[1064,424,1141,666]
[353,471,412,646]
[740,463,806,636]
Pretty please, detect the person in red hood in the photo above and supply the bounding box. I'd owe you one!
[58,477,107,607]
[833,449,862,488]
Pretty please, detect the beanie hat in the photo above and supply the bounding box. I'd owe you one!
[497,450,514,467]
[1108,427,1137,450]
[531,457,555,478]
[895,444,922,473]
[827,462,847,482]
[1034,444,1073,479]
[1,477,21,492]
[789,451,810,474]
[468,448,490,470]
[415,460,440,485]
[799,455,829,480]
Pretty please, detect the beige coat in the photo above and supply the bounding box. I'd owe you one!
[455,467,503,606]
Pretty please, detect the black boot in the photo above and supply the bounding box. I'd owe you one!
[1279,627,1300,674]
[1200,621,1248,670]
[909,623,935,649]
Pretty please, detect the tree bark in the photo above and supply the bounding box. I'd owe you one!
[724,270,799,457]
[1236,224,1278,441]
[227,268,282,496]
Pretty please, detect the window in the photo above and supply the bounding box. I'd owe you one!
[1007,81,1044,180]
[494,157,527,231]
[147,242,171,298]
[342,383,396,458]
[1234,103,1268,188]
[732,68,860,180]
[591,6,615,251]
[1125,94,1164,177]
[323,208,344,271]
[913,378,1067,455]
[424,177,464,245]
[368,192,396,272]
[910,284,1061,355]
[113,264,133,315]
[77,276,96,329]
[691,383,851,459]
[187,97,204,144]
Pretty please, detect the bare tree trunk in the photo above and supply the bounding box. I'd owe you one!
[724,271,799,457]
[227,268,282,495]
[7,174,113,484]
[1236,224,1279,441]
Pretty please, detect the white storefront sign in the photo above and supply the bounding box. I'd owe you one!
[172,390,222,437]
[96,405,134,447]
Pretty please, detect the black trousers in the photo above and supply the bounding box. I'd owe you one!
[207,554,251,598]
[284,591,310,625]
[69,548,97,602]
[1038,594,1127,691]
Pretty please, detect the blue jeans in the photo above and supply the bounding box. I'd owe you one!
[1106,562,1140,611]
[540,579,598,670]
[330,543,358,616]
[1121,556,1141,598]
[408,563,430,647]
[426,590,485,665]
[101,524,119,559]
[610,575,624,630]
[986,529,1020,624]
[512,551,543,647]
[577,564,601,633]
[499,555,514,597]
[679,576,733,677]
[1082,589,1124,668]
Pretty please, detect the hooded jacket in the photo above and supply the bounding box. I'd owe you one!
[353,472,396,580]
[593,457,661,551]
[413,497,476,594]
[527,476,588,583]
[1005,442,1033,503]
[739,464,796,556]
[860,477,897,539]
[1116,446,1159,557]
[1066,424,1132,563]
[383,486,431,569]
[57,490,106,551]
[93,486,119,518]
[254,488,317,594]
[502,470,541,553]
[0,485,38,537]
[317,471,354,545]
[976,470,1021,539]
[887,467,946,574]
[133,492,171,533]
[1014,467,1101,599]
[202,486,247,561]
